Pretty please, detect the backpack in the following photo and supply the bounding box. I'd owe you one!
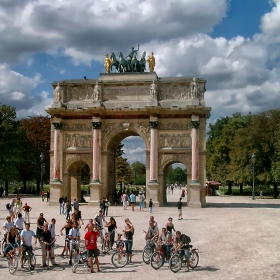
[6,203,10,210]
[182,234,191,243]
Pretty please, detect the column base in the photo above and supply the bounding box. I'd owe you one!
[88,182,103,206]
[49,182,64,206]
[146,181,160,207]
[188,182,202,208]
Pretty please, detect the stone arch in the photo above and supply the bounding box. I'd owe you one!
[63,158,91,203]
[158,154,191,205]
[99,123,149,202]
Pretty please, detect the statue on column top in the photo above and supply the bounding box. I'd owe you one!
[54,83,63,101]
[190,77,200,99]
[147,52,156,72]
[104,53,111,74]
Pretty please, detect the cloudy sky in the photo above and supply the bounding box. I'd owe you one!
[0,0,279,165]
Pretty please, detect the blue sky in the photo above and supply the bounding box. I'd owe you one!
[0,0,279,165]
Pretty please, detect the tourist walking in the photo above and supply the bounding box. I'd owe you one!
[177,197,183,220]
[130,192,136,211]
[139,192,145,211]
[22,202,32,223]
[149,198,153,213]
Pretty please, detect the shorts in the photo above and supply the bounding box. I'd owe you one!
[130,202,135,205]
[22,245,32,255]
[70,242,80,251]
[178,209,182,215]
[87,249,99,258]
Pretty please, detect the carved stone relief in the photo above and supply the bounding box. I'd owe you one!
[64,124,92,131]
[158,122,191,130]
[158,82,205,101]
[103,86,150,100]
[159,133,191,148]
[64,86,101,102]
[64,133,92,148]
[65,154,92,172]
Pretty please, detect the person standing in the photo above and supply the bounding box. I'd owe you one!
[84,224,101,273]
[36,213,48,239]
[177,197,183,220]
[46,190,50,202]
[68,222,80,266]
[121,193,128,210]
[22,203,32,223]
[41,190,45,202]
[15,213,25,231]
[59,196,64,214]
[139,192,145,211]
[166,217,176,233]
[48,218,57,264]
[149,198,153,213]
[123,218,134,263]
[129,192,136,211]
[65,200,72,220]
[40,224,58,267]
[73,198,79,211]
[20,223,37,269]
[105,217,117,250]
[94,210,105,243]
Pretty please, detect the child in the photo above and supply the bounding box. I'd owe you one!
[149,199,153,213]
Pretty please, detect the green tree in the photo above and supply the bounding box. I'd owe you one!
[131,161,146,185]
[0,104,23,194]
[167,166,187,184]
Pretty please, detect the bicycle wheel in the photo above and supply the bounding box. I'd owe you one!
[169,254,182,273]
[190,251,199,269]
[72,250,78,265]
[72,255,80,273]
[142,247,154,264]
[150,251,164,270]
[111,251,128,268]
[8,255,19,275]
[2,240,6,254]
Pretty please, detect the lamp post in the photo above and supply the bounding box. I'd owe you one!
[252,154,256,200]
[40,153,45,195]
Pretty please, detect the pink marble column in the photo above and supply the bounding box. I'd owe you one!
[191,115,200,183]
[52,122,63,182]
[149,119,159,182]
[91,120,102,182]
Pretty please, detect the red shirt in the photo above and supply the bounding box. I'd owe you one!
[84,230,99,250]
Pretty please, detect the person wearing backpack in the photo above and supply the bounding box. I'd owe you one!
[174,231,192,272]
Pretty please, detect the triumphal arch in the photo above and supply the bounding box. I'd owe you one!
[47,50,211,208]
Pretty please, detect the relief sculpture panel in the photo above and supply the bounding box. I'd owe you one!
[159,133,191,148]
[64,133,92,148]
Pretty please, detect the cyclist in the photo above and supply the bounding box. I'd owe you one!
[4,226,19,257]
[158,228,172,260]
[20,223,37,269]
[174,231,191,272]
[15,213,26,232]
[145,220,159,245]
[84,224,100,273]
[40,224,58,267]
[149,216,158,227]
[68,222,80,266]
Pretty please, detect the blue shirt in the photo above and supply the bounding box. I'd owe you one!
[130,194,136,203]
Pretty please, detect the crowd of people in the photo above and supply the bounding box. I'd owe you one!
[2,189,191,273]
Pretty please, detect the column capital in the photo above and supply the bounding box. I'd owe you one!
[191,121,200,129]
[53,122,63,130]
[92,122,102,129]
[149,121,159,129]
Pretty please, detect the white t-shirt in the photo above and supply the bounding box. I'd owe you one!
[21,229,35,246]
[3,221,14,233]
[69,228,80,244]
[15,218,25,230]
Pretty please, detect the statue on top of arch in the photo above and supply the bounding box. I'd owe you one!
[104,45,156,74]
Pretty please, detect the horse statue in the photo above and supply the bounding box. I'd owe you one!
[119,52,129,73]
[139,51,146,72]
[110,52,119,72]
[130,53,139,72]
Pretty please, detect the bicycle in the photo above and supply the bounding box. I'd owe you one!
[142,231,157,264]
[72,246,96,273]
[169,244,199,273]
[62,235,70,257]
[70,240,80,266]
[150,240,174,270]
[111,234,128,268]
[21,245,36,270]
[6,243,20,274]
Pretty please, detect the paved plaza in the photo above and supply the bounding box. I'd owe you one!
[1,189,280,279]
